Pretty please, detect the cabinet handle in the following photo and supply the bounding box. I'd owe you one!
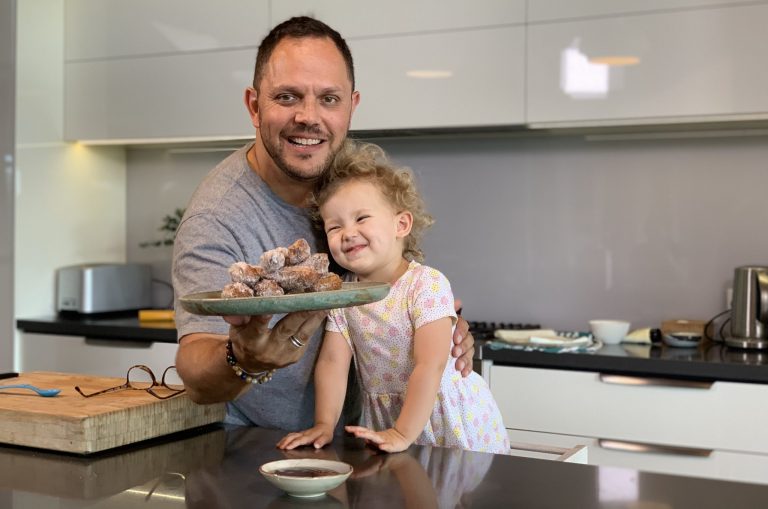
[599,374,713,390]
[599,439,713,458]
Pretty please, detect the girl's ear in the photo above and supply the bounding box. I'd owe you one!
[395,211,413,238]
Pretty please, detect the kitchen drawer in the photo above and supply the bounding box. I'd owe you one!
[491,365,768,454]
[508,429,768,486]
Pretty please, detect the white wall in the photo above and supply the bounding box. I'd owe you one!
[15,0,126,367]
[126,132,768,331]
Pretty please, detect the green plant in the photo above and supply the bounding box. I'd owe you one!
[139,208,185,248]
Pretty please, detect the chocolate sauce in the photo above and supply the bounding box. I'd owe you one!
[274,467,339,478]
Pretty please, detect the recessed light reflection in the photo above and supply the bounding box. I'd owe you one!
[406,70,453,79]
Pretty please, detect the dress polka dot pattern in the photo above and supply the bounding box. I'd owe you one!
[327,261,510,454]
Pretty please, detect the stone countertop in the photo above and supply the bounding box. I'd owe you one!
[16,315,768,383]
[0,424,766,508]
[16,312,177,343]
[479,339,768,384]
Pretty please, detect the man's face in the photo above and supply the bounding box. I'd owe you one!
[248,36,360,182]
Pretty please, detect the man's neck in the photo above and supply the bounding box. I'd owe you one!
[246,143,313,207]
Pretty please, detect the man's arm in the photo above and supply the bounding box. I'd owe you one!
[175,310,326,404]
[176,333,245,404]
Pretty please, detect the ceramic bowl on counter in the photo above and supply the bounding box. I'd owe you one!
[589,320,631,345]
[260,459,353,498]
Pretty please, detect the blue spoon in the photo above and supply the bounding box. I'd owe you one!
[0,384,61,397]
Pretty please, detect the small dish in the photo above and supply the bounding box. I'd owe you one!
[589,320,631,345]
[662,332,702,348]
[260,459,353,498]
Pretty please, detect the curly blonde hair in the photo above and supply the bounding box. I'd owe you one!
[310,140,434,262]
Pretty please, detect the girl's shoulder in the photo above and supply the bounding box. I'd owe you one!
[407,261,450,283]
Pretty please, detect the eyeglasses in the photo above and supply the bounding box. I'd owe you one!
[75,365,185,400]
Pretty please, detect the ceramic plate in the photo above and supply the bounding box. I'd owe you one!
[662,332,702,348]
[259,458,353,498]
[180,282,390,316]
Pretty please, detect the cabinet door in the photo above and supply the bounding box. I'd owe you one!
[65,49,255,141]
[65,0,269,60]
[272,0,525,38]
[526,4,768,126]
[351,26,525,130]
[19,333,177,379]
[528,0,757,22]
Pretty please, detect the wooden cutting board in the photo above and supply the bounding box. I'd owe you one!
[0,372,226,454]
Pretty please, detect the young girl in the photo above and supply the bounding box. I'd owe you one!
[277,141,509,454]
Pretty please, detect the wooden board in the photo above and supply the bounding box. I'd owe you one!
[0,372,226,454]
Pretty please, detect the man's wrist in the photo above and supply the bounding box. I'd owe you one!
[225,339,275,384]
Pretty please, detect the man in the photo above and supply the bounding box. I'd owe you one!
[172,16,474,430]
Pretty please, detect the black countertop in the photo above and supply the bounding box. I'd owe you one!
[479,339,768,384]
[1,424,766,508]
[16,312,178,343]
[16,315,768,384]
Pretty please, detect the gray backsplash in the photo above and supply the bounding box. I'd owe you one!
[126,133,768,331]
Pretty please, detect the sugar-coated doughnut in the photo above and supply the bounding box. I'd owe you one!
[285,238,311,265]
[312,273,343,292]
[259,247,288,272]
[269,266,321,293]
[221,282,255,298]
[252,279,285,297]
[298,253,330,274]
[228,262,264,287]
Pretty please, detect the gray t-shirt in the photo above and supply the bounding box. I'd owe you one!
[172,143,322,430]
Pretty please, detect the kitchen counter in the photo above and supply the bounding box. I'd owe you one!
[1,424,766,508]
[16,312,177,343]
[16,315,768,384]
[479,339,768,384]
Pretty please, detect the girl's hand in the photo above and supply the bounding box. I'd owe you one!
[277,424,334,450]
[345,425,411,453]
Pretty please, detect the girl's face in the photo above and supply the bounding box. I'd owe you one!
[319,180,412,282]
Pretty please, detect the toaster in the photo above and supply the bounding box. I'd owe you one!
[56,263,153,313]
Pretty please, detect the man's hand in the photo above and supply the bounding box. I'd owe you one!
[227,310,327,372]
[451,298,475,378]
[345,425,411,453]
[277,424,335,450]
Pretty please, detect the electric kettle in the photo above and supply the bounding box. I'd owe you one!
[728,265,768,349]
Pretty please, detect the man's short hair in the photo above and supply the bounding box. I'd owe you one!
[253,16,355,91]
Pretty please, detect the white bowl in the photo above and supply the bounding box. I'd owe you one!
[589,320,631,345]
[260,459,353,498]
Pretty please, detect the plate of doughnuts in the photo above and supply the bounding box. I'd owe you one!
[180,281,391,316]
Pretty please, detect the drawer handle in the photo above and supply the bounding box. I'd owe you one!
[599,374,713,390]
[599,439,713,458]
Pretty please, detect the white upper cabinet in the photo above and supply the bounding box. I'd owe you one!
[274,0,528,130]
[526,3,768,127]
[64,0,269,141]
[527,0,759,22]
[350,27,525,130]
[271,0,525,36]
[65,49,256,142]
[65,0,270,60]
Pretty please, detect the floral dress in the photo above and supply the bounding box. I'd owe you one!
[326,261,510,454]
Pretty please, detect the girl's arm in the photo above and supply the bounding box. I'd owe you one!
[395,316,452,441]
[347,316,452,452]
[277,330,352,450]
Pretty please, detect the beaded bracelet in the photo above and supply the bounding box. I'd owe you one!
[225,340,275,384]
